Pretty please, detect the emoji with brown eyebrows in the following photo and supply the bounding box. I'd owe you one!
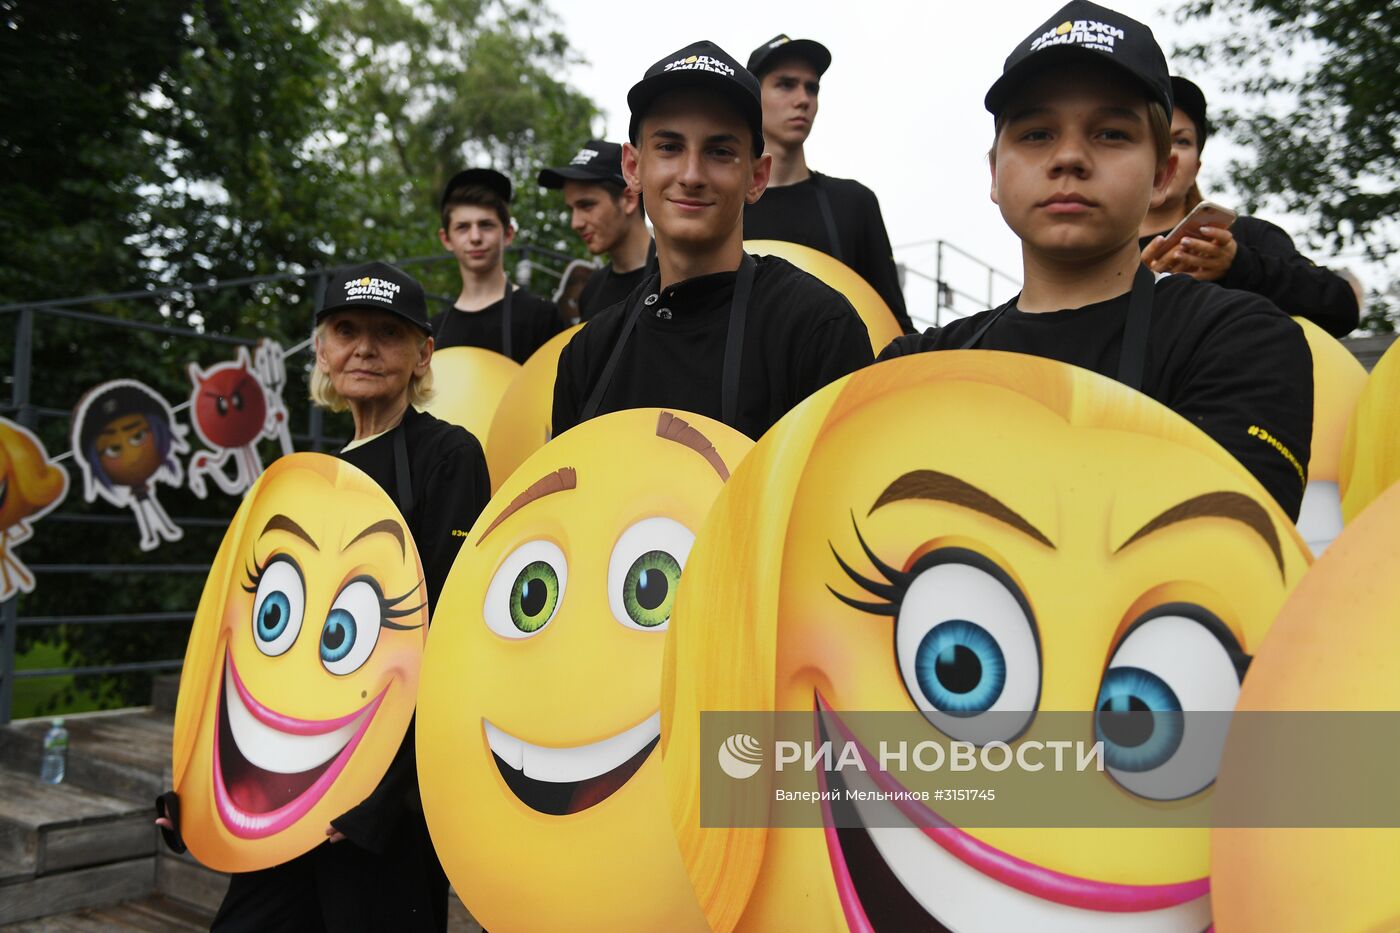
[171,453,428,871]
[663,351,1312,933]
[417,408,752,933]
[0,418,68,599]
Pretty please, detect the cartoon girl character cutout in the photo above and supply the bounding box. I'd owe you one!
[70,380,189,551]
[0,418,69,599]
[187,341,293,499]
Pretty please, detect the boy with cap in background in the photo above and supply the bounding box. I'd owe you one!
[743,34,914,333]
[539,140,655,321]
[431,168,563,363]
[552,40,873,441]
[879,1,1313,520]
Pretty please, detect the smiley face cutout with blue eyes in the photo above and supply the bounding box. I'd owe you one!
[171,453,428,872]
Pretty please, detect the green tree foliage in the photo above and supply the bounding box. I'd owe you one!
[1,0,598,711]
[1176,0,1399,331]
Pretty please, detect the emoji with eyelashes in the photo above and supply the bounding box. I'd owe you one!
[663,352,1310,933]
[1211,481,1400,933]
[416,408,751,933]
[170,452,428,872]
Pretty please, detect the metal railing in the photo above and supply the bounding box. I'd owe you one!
[0,245,574,724]
[897,239,1023,330]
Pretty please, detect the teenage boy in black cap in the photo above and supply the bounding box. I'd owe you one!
[742,34,914,333]
[552,40,873,441]
[431,168,563,363]
[879,0,1313,520]
[539,140,655,321]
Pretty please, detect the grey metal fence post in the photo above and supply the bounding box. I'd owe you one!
[935,240,944,327]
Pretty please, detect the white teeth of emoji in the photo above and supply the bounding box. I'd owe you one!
[483,712,660,783]
[226,657,367,774]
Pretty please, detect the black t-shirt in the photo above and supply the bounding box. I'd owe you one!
[331,406,490,854]
[879,274,1313,521]
[744,171,913,333]
[578,261,648,321]
[1139,215,1359,338]
[553,254,874,442]
[429,286,563,363]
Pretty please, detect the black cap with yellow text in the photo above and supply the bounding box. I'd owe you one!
[746,34,832,78]
[627,40,764,158]
[1170,76,1209,150]
[316,261,431,336]
[985,0,1172,118]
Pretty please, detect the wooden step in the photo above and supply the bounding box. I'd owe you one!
[0,858,155,925]
[0,893,215,931]
[154,847,227,916]
[0,769,152,878]
[0,710,173,802]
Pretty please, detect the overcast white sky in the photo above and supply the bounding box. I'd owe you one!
[544,0,1384,328]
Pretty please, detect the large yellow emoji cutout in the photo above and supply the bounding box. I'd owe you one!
[664,352,1311,932]
[746,239,903,353]
[172,453,428,871]
[1340,337,1400,522]
[1212,480,1400,933]
[418,408,751,932]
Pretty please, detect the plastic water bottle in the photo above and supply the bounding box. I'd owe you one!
[39,718,68,785]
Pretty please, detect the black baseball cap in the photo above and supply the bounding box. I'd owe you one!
[538,140,626,189]
[316,261,431,335]
[627,40,765,158]
[746,34,832,78]
[1170,76,1209,150]
[440,167,513,209]
[985,1,1173,118]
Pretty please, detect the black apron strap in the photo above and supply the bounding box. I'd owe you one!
[811,176,844,262]
[579,272,659,422]
[500,282,513,360]
[958,301,1014,350]
[1115,264,1155,392]
[721,253,757,424]
[392,422,414,516]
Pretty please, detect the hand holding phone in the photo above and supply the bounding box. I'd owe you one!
[1155,200,1238,254]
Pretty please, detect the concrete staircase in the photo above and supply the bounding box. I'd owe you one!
[0,677,481,930]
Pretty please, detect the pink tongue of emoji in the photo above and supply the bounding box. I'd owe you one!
[225,747,329,814]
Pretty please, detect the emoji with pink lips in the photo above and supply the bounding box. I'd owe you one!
[664,353,1310,932]
[171,453,428,871]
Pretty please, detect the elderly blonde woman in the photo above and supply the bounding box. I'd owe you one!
[208,261,490,933]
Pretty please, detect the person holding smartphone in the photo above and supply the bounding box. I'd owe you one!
[879,1,1313,521]
[1139,76,1359,337]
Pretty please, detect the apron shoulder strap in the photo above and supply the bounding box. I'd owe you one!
[810,174,844,262]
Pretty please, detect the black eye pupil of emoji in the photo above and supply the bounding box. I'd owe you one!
[261,604,281,633]
[217,397,228,415]
[936,644,983,695]
[636,568,668,611]
[520,577,547,616]
[1097,696,1154,749]
[324,622,346,651]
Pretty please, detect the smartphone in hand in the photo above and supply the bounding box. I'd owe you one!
[1157,200,1238,252]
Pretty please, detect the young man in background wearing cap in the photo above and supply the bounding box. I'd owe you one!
[431,168,563,363]
[879,1,1312,520]
[742,34,914,333]
[539,139,654,321]
[551,40,873,442]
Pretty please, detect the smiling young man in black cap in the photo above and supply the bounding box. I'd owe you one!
[878,0,1313,520]
[430,168,563,363]
[539,140,655,321]
[742,34,914,333]
[551,40,873,441]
